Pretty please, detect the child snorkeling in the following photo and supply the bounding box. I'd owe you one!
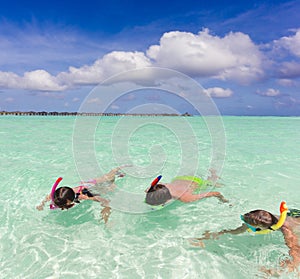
[145,171,228,206]
[190,202,300,275]
[36,166,126,223]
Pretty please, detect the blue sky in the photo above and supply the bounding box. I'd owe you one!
[0,0,300,115]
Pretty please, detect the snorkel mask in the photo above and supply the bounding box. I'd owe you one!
[241,201,288,235]
[49,177,63,210]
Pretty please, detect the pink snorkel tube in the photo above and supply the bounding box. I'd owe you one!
[49,177,63,210]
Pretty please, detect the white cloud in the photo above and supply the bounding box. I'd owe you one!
[147,29,237,76]
[101,51,152,77]
[256,88,280,97]
[23,70,67,91]
[147,28,265,84]
[0,29,282,92]
[58,51,151,86]
[204,87,233,98]
[0,70,66,91]
[274,29,300,57]
[0,71,20,89]
[0,51,151,91]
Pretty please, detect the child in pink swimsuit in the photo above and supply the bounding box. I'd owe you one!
[36,166,126,223]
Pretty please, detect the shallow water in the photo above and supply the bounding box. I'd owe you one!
[0,116,300,279]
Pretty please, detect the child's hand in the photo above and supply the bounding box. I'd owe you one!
[36,195,51,211]
[188,238,206,248]
[280,258,300,273]
[101,206,111,224]
[260,266,284,277]
[36,205,44,211]
[200,230,219,240]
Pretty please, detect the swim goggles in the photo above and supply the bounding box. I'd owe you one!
[240,201,288,235]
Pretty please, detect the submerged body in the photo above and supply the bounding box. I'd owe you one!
[165,178,227,203]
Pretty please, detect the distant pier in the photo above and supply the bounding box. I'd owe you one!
[0,111,192,117]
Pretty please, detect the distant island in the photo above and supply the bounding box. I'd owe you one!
[0,111,192,117]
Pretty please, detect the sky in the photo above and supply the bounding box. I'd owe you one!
[0,0,300,115]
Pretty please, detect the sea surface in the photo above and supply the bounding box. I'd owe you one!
[0,115,300,279]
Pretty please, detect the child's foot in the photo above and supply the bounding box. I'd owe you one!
[217,194,229,203]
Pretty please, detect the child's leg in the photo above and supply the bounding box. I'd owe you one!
[193,191,228,203]
[92,167,124,184]
[82,166,129,194]
[212,192,228,203]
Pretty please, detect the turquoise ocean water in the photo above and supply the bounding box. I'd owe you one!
[1,116,300,279]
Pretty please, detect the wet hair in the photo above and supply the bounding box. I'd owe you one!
[145,184,172,206]
[53,186,75,210]
[243,210,278,229]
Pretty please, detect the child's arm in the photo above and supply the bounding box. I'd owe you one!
[82,194,111,224]
[91,195,110,206]
[93,196,111,224]
[260,225,300,276]
[189,224,248,246]
[280,226,300,272]
[76,191,109,205]
[198,224,247,240]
